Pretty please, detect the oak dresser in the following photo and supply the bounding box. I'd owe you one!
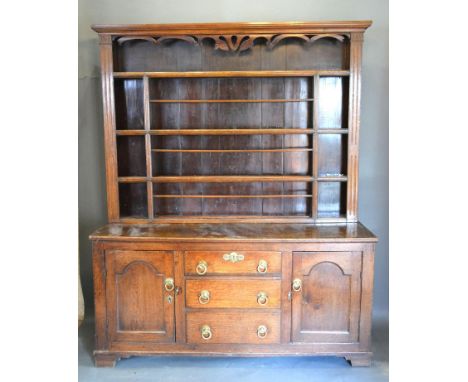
[89,21,378,367]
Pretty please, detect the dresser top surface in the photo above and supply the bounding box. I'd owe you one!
[90,223,377,242]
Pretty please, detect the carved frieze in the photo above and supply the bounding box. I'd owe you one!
[116,33,346,52]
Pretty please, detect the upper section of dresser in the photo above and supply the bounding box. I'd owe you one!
[92,21,372,224]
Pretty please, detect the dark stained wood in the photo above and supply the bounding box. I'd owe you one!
[98,34,119,221]
[185,279,281,308]
[280,252,292,343]
[105,250,175,343]
[150,98,314,103]
[94,353,119,367]
[143,76,154,220]
[174,251,186,343]
[116,128,347,135]
[118,182,147,218]
[124,175,313,183]
[114,70,351,78]
[291,251,362,343]
[152,148,313,153]
[346,353,372,367]
[90,222,377,242]
[184,250,282,275]
[186,310,281,344]
[91,21,375,368]
[154,194,312,198]
[92,242,108,351]
[346,32,364,222]
[91,21,373,35]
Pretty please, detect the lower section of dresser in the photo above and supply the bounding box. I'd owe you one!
[91,225,376,368]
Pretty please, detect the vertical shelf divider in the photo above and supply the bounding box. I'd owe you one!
[312,75,320,219]
[99,34,119,222]
[143,75,154,220]
[346,32,364,222]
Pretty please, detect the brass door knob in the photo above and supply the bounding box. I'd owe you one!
[201,325,212,340]
[196,260,208,275]
[292,278,302,292]
[257,291,269,305]
[164,277,175,292]
[257,325,268,338]
[257,259,268,273]
[198,290,210,304]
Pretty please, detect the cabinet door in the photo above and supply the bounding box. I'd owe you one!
[291,252,362,343]
[106,250,175,343]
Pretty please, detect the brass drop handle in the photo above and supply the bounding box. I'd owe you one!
[164,277,175,292]
[257,291,269,306]
[198,290,210,304]
[257,259,268,273]
[201,325,212,340]
[292,278,302,292]
[196,260,208,275]
[257,325,268,339]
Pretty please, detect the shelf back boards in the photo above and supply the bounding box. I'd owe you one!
[92,21,370,223]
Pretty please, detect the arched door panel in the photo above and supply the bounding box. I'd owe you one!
[291,252,362,343]
[106,250,175,344]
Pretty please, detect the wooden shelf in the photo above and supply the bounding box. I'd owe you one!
[154,194,312,199]
[152,148,312,153]
[317,176,348,181]
[118,176,346,183]
[113,70,351,78]
[116,129,347,136]
[117,129,314,136]
[118,175,314,183]
[150,98,314,104]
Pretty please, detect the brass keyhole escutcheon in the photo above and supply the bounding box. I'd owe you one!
[257,291,269,305]
[257,259,268,273]
[223,252,245,263]
[164,277,175,292]
[196,260,208,275]
[292,278,302,292]
[201,325,212,340]
[198,290,210,304]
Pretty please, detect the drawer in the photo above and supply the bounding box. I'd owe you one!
[186,279,281,309]
[186,310,281,344]
[184,251,281,275]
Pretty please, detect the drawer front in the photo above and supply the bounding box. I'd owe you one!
[184,251,281,275]
[186,279,281,309]
[186,310,281,344]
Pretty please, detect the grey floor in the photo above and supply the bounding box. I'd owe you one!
[79,317,388,382]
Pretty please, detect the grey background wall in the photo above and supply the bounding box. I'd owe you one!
[78,0,389,321]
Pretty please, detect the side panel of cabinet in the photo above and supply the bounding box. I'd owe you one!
[105,250,175,343]
[291,251,362,343]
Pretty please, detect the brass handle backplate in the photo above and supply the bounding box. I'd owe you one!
[201,325,212,340]
[292,278,302,292]
[196,260,208,275]
[257,291,269,306]
[164,277,175,292]
[257,325,268,339]
[257,259,268,273]
[223,252,245,263]
[198,290,210,304]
